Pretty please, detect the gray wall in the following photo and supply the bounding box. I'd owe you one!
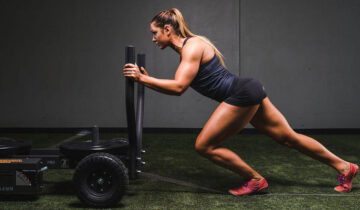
[241,0,360,128]
[0,0,359,129]
[0,0,239,128]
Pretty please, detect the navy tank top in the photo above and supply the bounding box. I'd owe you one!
[182,37,237,102]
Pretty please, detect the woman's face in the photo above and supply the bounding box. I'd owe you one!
[150,22,169,49]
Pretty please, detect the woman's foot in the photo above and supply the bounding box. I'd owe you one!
[334,163,358,192]
[229,178,268,196]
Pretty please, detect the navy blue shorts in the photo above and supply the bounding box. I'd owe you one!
[224,77,267,107]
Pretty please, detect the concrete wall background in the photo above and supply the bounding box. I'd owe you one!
[0,0,239,128]
[241,0,360,128]
[0,0,359,129]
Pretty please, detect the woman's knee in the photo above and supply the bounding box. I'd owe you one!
[274,131,300,148]
[194,139,213,157]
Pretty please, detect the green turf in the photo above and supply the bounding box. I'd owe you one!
[0,133,359,209]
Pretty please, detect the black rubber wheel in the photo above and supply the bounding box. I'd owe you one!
[73,152,129,207]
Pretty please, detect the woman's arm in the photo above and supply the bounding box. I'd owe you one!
[123,42,202,96]
[139,76,186,96]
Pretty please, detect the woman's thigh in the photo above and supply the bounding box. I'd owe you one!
[250,97,296,141]
[195,102,260,150]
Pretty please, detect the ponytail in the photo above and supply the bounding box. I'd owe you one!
[151,8,226,67]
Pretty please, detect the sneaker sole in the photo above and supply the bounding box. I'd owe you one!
[228,184,269,196]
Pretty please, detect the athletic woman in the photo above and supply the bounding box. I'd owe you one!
[123,8,358,195]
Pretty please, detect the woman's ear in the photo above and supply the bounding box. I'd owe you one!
[163,24,172,36]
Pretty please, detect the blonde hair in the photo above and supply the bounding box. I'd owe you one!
[151,8,226,67]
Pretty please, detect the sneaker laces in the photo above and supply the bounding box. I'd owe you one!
[337,174,345,185]
[236,181,248,192]
[337,174,350,188]
[243,182,248,187]
[247,180,260,190]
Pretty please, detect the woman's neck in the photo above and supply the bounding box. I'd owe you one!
[169,36,186,54]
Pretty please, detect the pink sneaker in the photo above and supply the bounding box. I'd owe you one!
[229,178,268,196]
[334,163,358,193]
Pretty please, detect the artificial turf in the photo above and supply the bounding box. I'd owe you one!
[0,132,359,209]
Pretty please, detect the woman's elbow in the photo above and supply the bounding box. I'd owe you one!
[175,85,187,96]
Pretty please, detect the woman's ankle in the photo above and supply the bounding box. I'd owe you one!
[337,161,350,175]
[251,176,264,181]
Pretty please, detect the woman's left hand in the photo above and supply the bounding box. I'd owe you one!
[123,63,142,82]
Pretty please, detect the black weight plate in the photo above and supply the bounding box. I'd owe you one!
[59,138,129,160]
[0,137,32,157]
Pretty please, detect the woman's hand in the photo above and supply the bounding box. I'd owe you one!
[123,63,149,82]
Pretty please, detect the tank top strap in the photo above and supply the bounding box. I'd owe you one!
[180,37,191,62]
[182,37,191,47]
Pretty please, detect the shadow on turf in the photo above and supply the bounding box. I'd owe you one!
[68,202,125,209]
[266,176,335,188]
[42,173,359,197]
[128,188,228,195]
[0,195,39,201]
[138,172,339,194]
[42,180,76,195]
[43,181,128,208]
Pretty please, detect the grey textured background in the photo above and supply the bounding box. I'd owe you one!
[241,0,360,129]
[0,0,359,129]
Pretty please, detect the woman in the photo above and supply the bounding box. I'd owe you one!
[123,8,358,195]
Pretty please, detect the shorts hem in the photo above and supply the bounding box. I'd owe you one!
[224,94,267,107]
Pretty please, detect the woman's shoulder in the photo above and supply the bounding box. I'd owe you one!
[184,36,215,64]
[186,36,204,45]
[183,36,207,53]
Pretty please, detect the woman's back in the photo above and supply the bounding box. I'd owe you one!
[182,37,237,102]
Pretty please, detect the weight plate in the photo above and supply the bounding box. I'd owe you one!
[59,138,129,160]
[0,137,32,157]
